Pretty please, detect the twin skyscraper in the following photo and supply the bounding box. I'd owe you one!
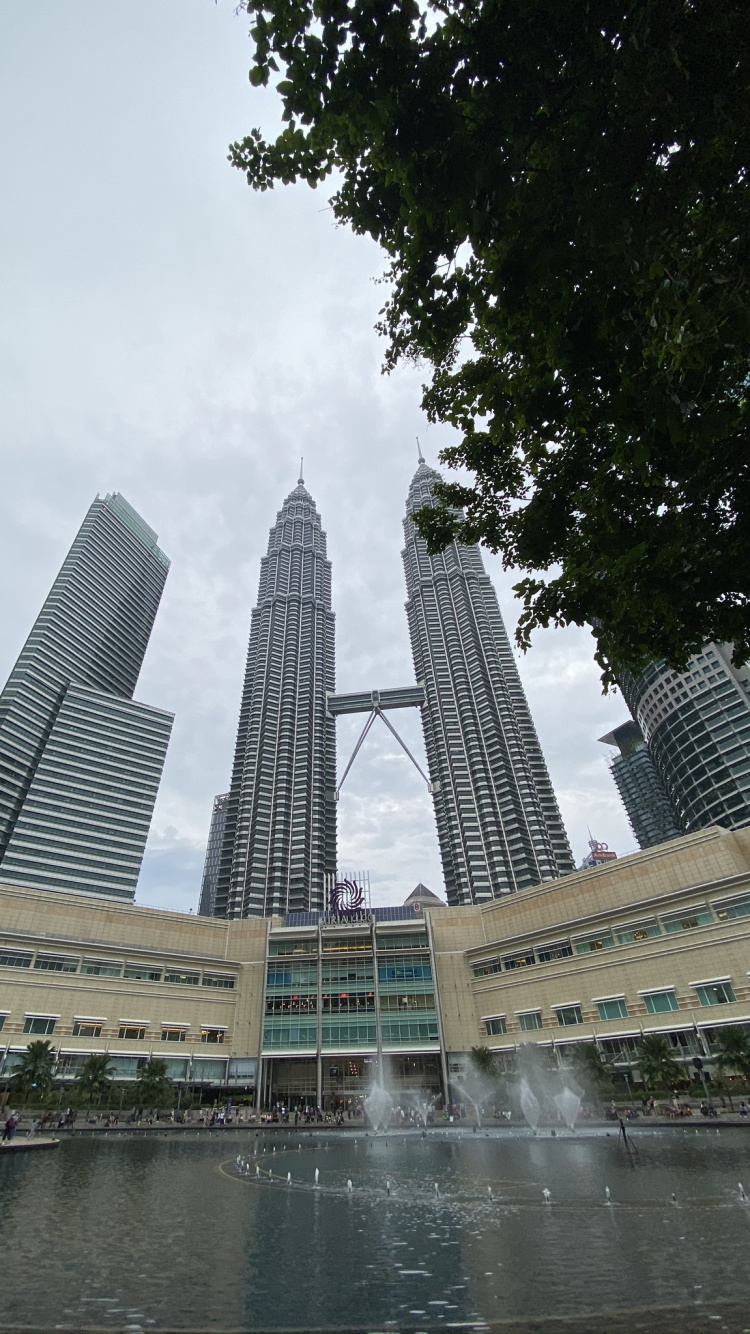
[200,458,574,918]
[0,465,575,914]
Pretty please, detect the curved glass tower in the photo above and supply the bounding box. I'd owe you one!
[618,643,750,833]
[213,473,336,918]
[403,458,574,904]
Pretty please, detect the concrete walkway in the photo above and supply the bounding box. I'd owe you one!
[0,1134,60,1153]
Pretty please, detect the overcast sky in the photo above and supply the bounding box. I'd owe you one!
[0,1,636,913]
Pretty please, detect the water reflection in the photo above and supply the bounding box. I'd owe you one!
[1,1130,750,1330]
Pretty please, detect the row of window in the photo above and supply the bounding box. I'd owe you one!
[268,931,429,957]
[8,1015,227,1042]
[0,948,236,989]
[267,960,433,989]
[264,991,435,1015]
[471,893,750,979]
[261,1018,440,1049]
[483,979,739,1036]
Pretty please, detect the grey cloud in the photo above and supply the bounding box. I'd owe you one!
[0,1,633,913]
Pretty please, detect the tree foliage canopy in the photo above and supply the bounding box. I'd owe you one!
[75,1053,113,1106]
[11,1040,56,1101]
[135,1058,172,1109]
[711,1025,750,1081]
[231,0,749,681]
[636,1032,683,1089]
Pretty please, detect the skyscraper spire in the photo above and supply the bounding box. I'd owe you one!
[298,457,304,486]
[213,478,336,918]
[402,460,574,904]
[416,436,424,464]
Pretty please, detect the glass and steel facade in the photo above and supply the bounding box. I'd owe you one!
[197,793,228,917]
[213,477,336,918]
[618,643,750,834]
[0,493,172,900]
[260,919,441,1107]
[600,720,684,849]
[403,460,575,904]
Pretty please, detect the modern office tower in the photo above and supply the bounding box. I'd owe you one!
[403,456,575,905]
[599,720,684,849]
[213,471,336,918]
[198,793,228,917]
[0,492,172,900]
[616,643,750,833]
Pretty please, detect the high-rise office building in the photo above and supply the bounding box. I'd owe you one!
[0,492,172,900]
[213,472,336,918]
[197,793,228,917]
[403,456,575,904]
[599,720,683,849]
[616,643,750,833]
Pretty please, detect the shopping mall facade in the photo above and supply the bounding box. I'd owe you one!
[2,825,750,1108]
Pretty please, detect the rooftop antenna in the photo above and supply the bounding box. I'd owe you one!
[416,436,425,464]
[298,457,304,486]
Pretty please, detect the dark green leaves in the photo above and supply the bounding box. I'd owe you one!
[232,0,750,683]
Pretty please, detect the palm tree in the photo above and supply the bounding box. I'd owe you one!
[75,1053,113,1110]
[566,1042,613,1098]
[711,1027,750,1103]
[470,1045,496,1076]
[135,1058,172,1112]
[636,1033,683,1091]
[11,1040,56,1106]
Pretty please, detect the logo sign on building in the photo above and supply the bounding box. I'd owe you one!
[323,870,371,925]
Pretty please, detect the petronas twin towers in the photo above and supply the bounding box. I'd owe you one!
[204,459,574,918]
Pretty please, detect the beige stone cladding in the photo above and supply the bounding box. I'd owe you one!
[464,826,750,1054]
[0,882,268,1061]
[429,908,485,1053]
[3,824,750,1078]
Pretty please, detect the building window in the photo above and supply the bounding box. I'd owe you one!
[642,990,680,1014]
[485,1016,507,1036]
[23,1016,56,1035]
[161,1028,187,1042]
[554,1005,583,1027]
[503,951,536,971]
[713,896,750,921]
[268,939,317,956]
[34,955,79,973]
[163,971,200,986]
[376,932,429,952]
[596,998,629,1021]
[72,1022,103,1037]
[537,941,573,962]
[574,932,614,954]
[471,958,501,977]
[322,935,371,954]
[124,966,163,982]
[599,1036,638,1062]
[81,960,122,978]
[0,950,32,969]
[118,1025,147,1040]
[695,982,736,1007]
[200,1029,226,1044]
[518,1011,543,1031]
[663,909,713,934]
[202,975,235,989]
[0,1014,6,1032]
[615,920,660,945]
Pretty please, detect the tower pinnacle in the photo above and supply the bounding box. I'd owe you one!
[298,457,304,486]
[416,436,425,464]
